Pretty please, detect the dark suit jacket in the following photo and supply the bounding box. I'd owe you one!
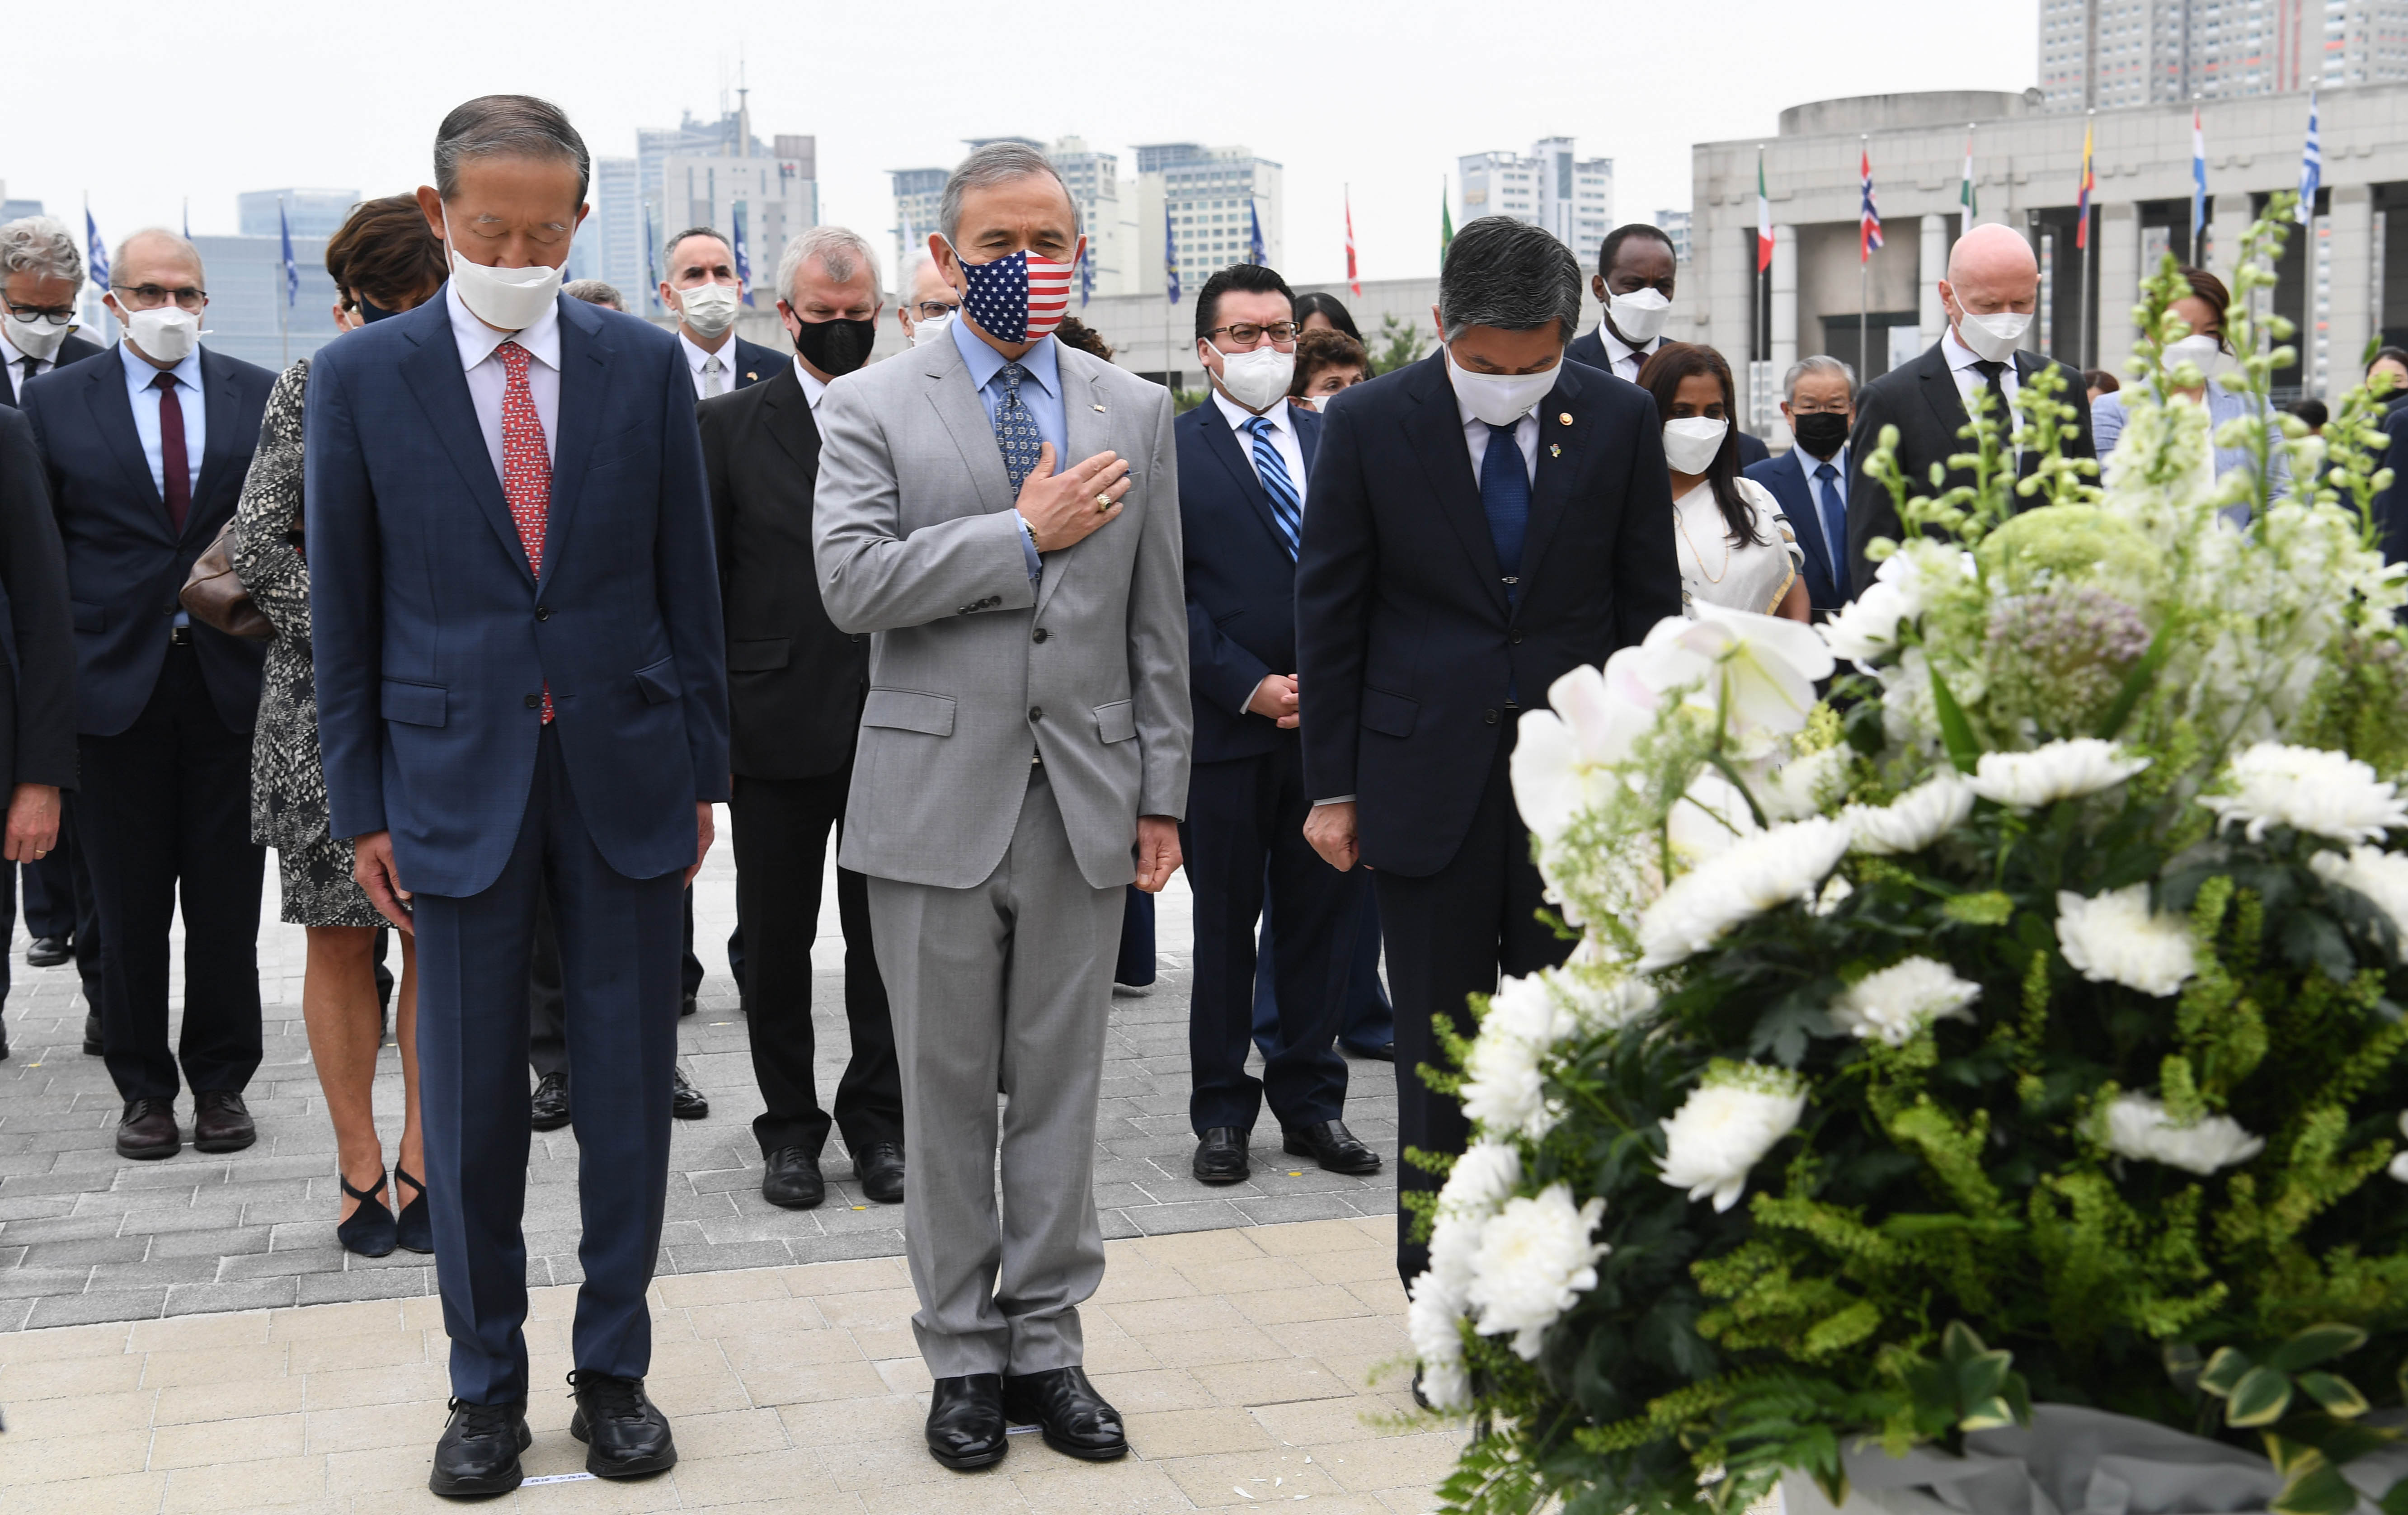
[697,362,867,780]
[2375,405,2408,566]
[0,406,77,792]
[1843,340,2094,595]
[717,335,786,393]
[1296,353,1682,877]
[1566,327,1770,466]
[0,333,105,408]
[306,289,730,897]
[1178,400,1322,765]
[22,344,273,737]
[1745,447,1846,611]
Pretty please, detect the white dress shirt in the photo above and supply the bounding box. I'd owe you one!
[117,340,206,499]
[791,357,827,410]
[447,280,560,482]
[679,329,740,400]
[1597,324,1663,383]
[1209,386,1307,506]
[1941,326,2021,413]
[2,326,67,400]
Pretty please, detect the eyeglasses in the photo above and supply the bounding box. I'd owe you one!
[112,283,207,312]
[1207,322,1300,348]
[5,300,76,321]
[912,300,959,320]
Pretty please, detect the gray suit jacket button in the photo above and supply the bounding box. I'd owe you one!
[1029,707,1044,722]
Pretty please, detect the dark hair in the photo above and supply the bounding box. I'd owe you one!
[1054,315,1114,361]
[1439,216,1582,342]
[2173,264,2232,353]
[433,95,589,203]
[1195,263,1296,341]
[1289,328,1370,396]
[1597,222,1677,279]
[663,226,732,273]
[1635,342,1763,547]
[2289,397,2329,429]
[2371,345,2408,373]
[324,194,446,314]
[1292,291,1361,342]
[2083,368,2120,395]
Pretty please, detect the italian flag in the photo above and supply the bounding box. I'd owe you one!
[1756,149,1772,273]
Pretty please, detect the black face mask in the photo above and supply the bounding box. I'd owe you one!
[1791,410,1850,460]
[790,316,878,377]
[356,293,400,323]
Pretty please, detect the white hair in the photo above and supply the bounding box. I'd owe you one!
[109,227,204,285]
[1783,354,1857,402]
[0,215,84,286]
[776,226,884,305]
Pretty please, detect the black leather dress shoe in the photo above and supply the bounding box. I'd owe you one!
[761,1146,824,1209]
[1001,1365,1129,1461]
[1192,1127,1250,1184]
[83,1011,102,1055]
[670,1068,708,1120]
[530,1071,571,1132]
[854,1142,904,1204]
[1282,1119,1382,1175]
[568,1369,676,1478]
[925,1373,1007,1470]
[116,1098,179,1160]
[26,935,70,968]
[193,1091,256,1153]
[429,1397,530,1498]
[1361,1040,1397,1063]
[680,992,697,1018]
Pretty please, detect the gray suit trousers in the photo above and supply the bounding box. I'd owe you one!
[868,763,1124,1378]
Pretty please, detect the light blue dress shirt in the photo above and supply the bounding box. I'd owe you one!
[119,341,206,500]
[952,315,1064,581]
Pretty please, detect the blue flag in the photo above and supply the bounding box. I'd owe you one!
[1164,201,1180,304]
[644,203,659,312]
[1077,244,1093,308]
[279,198,298,308]
[85,206,108,290]
[182,199,191,241]
[1248,200,1266,266]
[732,205,753,306]
[2298,92,2321,226]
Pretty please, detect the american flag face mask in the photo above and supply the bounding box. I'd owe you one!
[950,244,1075,343]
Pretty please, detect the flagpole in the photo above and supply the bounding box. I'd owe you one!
[1859,136,1870,382]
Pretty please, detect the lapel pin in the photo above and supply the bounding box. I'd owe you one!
[745,371,757,381]
[1557,411,1573,425]
[1092,403,1108,412]
[1550,443,1561,457]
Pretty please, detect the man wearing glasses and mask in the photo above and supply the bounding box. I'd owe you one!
[894,253,959,347]
[19,229,276,1162]
[3,216,106,404]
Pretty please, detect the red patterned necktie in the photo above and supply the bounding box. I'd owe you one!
[496,341,553,723]
[151,371,191,536]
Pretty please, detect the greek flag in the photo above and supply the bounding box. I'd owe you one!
[279,198,298,308]
[2298,92,2321,226]
[1077,244,1093,308]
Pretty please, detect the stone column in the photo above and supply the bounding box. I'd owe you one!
[1768,225,1797,447]
[2096,201,2140,380]
[1919,214,1949,348]
[2327,183,2375,393]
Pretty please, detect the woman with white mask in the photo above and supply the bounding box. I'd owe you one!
[1635,343,1810,621]
[2090,265,2286,495]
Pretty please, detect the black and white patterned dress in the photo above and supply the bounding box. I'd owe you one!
[230,359,385,928]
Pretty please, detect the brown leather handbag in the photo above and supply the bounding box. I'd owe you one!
[180,520,276,639]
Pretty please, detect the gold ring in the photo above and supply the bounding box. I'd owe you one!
[1095,492,1112,512]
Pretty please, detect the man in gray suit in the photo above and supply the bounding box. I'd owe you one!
[812,142,1190,1475]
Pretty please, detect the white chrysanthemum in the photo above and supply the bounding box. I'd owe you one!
[1966,739,2150,810]
[1762,746,1852,822]
[1634,816,1852,970]
[2309,847,2408,961]
[1829,957,1981,1046]
[1465,1184,1609,1360]
[1847,771,1977,855]
[2101,1093,2264,1176]
[1821,579,1911,665]
[1427,1208,1484,1299]
[2055,885,2197,997]
[1406,1275,1471,1411]
[2201,743,2408,844]
[1548,966,1661,1033]
[1459,976,1577,1139]
[1656,1064,1806,1211]
[1438,1141,1523,1221]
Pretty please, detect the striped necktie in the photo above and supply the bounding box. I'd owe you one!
[1242,415,1302,557]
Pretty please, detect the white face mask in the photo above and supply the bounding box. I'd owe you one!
[674,281,740,339]
[2163,332,2233,378]
[120,303,201,365]
[908,310,952,347]
[1607,286,1672,345]
[1446,346,1559,427]
[3,310,74,361]
[442,210,567,332]
[1661,416,1729,474]
[1209,340,1296,413]
[1952,304,2032,364]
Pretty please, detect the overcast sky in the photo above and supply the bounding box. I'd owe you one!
[11,0,2039,290]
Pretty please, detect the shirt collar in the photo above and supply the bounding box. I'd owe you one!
[0,326,29,369]
[1210,385,1288,435]
[1601,324,1657,367]
[950,312,1058,398]
[791,356,827,409]
[679,329,734,377]
[117,338,202,394]
[1941,326,1989,374]
[1799,442,1848,478]
[446,279,562,375]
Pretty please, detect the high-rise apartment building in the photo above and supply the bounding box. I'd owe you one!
[890,136,1139,296]
[1655,208,1693,264]
[1133,143,1284,297]
[888,166,949,281]
[570,157,647,306]
[2040,0,2408,111]
[593,98,815,310]
[1456,138,1613,267]
[237,188,360,240]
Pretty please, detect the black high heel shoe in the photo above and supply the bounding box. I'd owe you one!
[393,1165,433,1254]
[336,1171,397,1258]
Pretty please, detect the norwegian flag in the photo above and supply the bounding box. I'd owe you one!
[1858,146,1882,262]
[961,249,1075,341]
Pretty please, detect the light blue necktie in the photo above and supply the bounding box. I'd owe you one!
[992,362,1043,492]
[1814,460,1848,600]
[1480,421,1529,601]
[1243,416,1302,557]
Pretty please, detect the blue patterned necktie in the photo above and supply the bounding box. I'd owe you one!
[1242,416,1303,557]
[1479,421,1529,598]
[992,362,1043,492]
[1814,461,1849,600]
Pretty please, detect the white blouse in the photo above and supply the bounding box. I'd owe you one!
[1674,476,1804,617]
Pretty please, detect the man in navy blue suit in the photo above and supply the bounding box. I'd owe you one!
[1297,217,1682,1289]
[658,225,786,404]
[307,95,728,1498]
[1178,264,1378,1188]
[21,228,273,1162]
[1744,355,1858,614]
